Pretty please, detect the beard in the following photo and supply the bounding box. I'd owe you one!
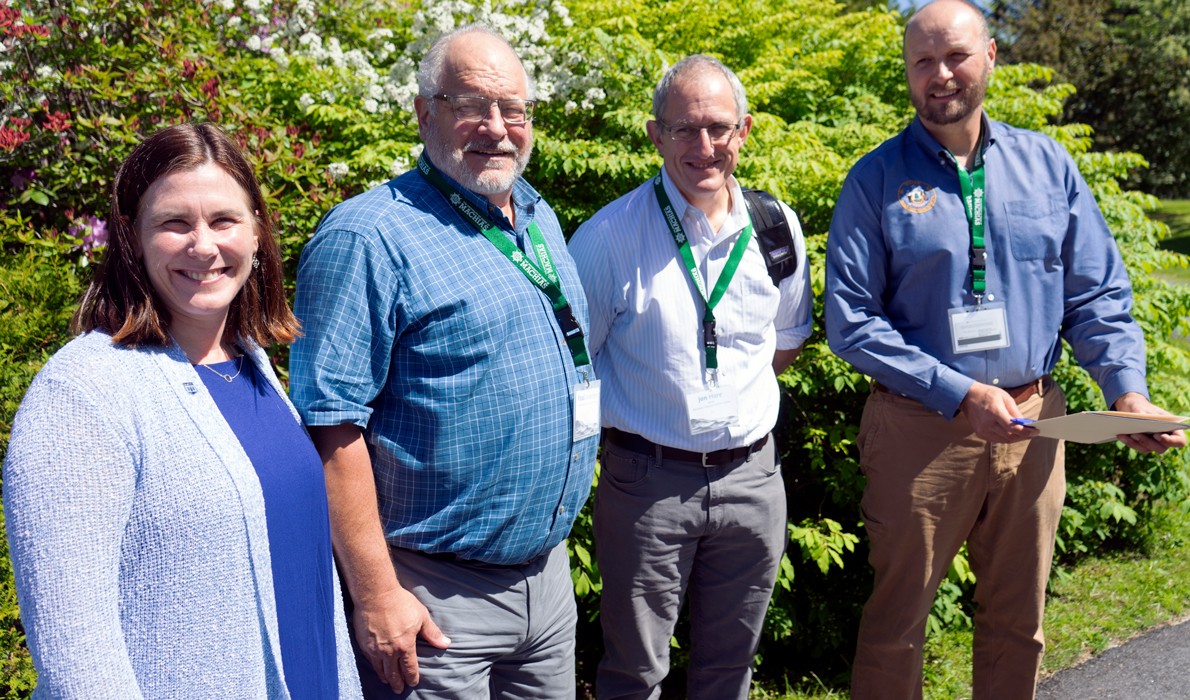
[911,68,990,127]
[423,118,532,196]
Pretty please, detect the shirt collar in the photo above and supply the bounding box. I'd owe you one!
[909,111,997,163]
[422,153,541,233]
[658,166,750,243]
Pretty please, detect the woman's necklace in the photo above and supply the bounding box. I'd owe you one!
[198,355,244,383]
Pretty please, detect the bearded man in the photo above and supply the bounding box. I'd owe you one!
[291,24,598,699]
[824,1,1183,697]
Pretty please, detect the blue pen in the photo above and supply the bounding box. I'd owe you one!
[1011,417,1037,427]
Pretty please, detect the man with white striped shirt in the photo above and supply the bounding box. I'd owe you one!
[568,55,813,699]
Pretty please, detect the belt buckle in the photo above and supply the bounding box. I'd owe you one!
[701,450,710,468]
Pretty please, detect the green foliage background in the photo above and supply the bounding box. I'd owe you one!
[2,0,1189,695]
[990,0,1190,198]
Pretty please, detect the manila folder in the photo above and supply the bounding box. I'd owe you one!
[1029,411,1190,444]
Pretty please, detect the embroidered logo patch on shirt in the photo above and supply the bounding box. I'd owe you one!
[898,180,937,214]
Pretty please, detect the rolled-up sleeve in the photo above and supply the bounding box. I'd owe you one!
[773,201,814,351]
[291,227,401,429]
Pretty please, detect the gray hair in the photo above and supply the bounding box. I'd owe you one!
[652,55,749,121]
[416,24,535,102]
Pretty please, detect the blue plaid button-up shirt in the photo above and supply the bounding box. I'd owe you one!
[291,164,597,565]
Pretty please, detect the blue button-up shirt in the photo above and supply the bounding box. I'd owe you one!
[825,115,1147,417]
[291,163,597,565]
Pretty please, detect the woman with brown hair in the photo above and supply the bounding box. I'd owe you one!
[3,123,361,699]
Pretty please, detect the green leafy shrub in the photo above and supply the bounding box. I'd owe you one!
[0,241,83,698]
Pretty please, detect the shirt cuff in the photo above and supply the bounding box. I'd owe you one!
[1097,368,1149,409]
[297,402,373,430]
[922,368,976,419]
[775,322,813,351]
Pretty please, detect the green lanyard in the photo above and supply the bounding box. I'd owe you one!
[950,148,987,303]
[652,174,753,375]
[417,154,589,367]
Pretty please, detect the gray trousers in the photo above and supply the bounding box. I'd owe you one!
[348,541,577,699]
[594,435,787,700]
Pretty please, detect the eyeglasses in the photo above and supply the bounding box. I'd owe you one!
[657,120,742,144]
[433,94,536,124]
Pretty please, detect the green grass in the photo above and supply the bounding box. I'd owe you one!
[1155,199,1190,251]
[1041,507,1190,673]
[757,503,1190,699]
[919,505,1190,699]
[1155,200,1190,285]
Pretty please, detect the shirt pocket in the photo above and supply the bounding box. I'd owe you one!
[1003,194,1068,262]
[735,276,781,346]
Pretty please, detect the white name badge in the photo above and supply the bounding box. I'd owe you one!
[948,302,1010,354]
[684,384,740,435]
[573,379,601,442]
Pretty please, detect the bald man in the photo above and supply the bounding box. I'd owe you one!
[824,1,1184,697]
[292,25,597,699]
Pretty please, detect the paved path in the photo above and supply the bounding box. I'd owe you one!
[1036,617,1190,699]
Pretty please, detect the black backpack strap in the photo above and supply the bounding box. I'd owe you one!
[742,188,798,287]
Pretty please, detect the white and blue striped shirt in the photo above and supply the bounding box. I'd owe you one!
[570,168,813,452]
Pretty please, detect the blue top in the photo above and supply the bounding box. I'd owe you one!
[290,162,598,566]
[825,114,1148,418]
[198,358,338,700]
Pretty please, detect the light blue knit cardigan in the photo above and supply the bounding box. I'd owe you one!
[3,331,362,699]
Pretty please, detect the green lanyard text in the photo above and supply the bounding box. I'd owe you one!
[652,174,753,375]
[950,148,988,302]
[418,154,589,367]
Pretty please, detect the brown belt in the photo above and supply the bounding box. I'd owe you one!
[874,377,1046,404]
[602,427,769,467]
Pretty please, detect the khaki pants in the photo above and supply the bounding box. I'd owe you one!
[851,380,1066,700]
